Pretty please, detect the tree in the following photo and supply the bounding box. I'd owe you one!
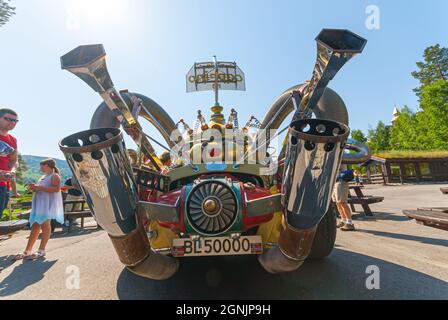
[412,44,448,97]
[15,153,28,184]
[351,129,367,144]
[389,106,419,150]
[414,80,448,150]
[0,0,15,27]
[367,121,390,153]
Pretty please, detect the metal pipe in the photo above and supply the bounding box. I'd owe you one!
[59,128,178,279]
[60,44,164,171]
[259,29,368,164]
[89,92,177,149]
[259,118,349,273]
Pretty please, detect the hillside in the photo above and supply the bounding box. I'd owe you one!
[20,155,72,183]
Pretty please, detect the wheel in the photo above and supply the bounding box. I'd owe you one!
[308,202,337,259]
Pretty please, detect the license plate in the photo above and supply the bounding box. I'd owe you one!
[172,235,263,257]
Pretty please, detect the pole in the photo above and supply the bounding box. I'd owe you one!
[213,55,219,106]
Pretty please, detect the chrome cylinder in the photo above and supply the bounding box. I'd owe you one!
[282,118,350,229]
[59,128,137,237]
[59,128,179,279]
[343,138,371,164]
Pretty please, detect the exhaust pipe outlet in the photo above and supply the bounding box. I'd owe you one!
[259,118,349,273]
[59,128,178,280]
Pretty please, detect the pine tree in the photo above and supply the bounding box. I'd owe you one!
[0,0,15,27]
[412,44,448,97]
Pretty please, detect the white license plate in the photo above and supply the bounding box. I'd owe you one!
[172,235,263,257]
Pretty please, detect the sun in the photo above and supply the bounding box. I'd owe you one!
[67,0,130,28]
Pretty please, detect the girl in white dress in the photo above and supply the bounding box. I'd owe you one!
[13,159,64,260]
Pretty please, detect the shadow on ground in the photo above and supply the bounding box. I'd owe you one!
[116,248,448,300]
[49,226,101,239]
[0,258,57,297]
[352,212,410,222]
[357,229,448,247]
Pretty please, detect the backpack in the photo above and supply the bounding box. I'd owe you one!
[339,169,355,182]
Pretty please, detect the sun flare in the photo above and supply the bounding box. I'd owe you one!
[66,0,130,29]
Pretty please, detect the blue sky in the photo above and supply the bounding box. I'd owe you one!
[1,0,447,158]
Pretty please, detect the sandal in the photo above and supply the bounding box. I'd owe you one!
[13,251,32,261]
[25,250,46,261]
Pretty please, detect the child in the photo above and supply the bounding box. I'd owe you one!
[354,170,361,186]
[13,159,64,260]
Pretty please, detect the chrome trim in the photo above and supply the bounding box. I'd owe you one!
[137,198,180,222]
[185,180,239,236]
[245,193,282,217]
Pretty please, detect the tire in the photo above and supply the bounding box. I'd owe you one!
[308,202,337,259]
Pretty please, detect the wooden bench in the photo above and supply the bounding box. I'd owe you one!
[347,186,384,216]
[11,201,32,218]
[0,201,32,237]
[63,200,93,229]
[403,209,448,231]
[51,199,94,232]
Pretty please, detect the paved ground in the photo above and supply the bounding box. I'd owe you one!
[0,184,447,300]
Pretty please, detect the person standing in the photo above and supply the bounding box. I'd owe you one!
[13,159,64,260]
[0,108,19,219]
[332,165,355,231]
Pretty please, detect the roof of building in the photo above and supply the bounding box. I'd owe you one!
[372,150,448,161]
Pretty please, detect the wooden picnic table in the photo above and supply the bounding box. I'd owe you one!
[402,187,448,231]
[49,199,94,232]
[403,209,448,231]
[347,185,384,217]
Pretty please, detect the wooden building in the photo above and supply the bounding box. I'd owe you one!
[363,152,448,184]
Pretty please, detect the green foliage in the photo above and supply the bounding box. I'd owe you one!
[351,129,367,144]
[367,121,390,153]
[375,150,448,159]
[0,0,15,27]
[415,80,448,149]
[15,153,28,184]
[389,106,418,150]
[412,44,448,97]
[356,45,448,156]
[0,211,18,221]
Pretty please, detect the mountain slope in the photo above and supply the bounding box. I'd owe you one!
[21,155,71,183]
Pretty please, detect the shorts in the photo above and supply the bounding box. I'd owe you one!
[332,181,349,203]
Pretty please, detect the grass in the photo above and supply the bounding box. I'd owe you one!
[374,150,448,159]
[0,193,33,221]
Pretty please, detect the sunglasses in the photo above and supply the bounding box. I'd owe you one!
[3,117,19,123]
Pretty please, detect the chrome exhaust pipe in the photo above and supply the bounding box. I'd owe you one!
[89,92,177,149]
[297,29,367,115]
[59,128,178,280]
[60,44,163,171]
[259,118,349,273]
[259,29,367,164]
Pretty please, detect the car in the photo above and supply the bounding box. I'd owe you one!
[58,28,368,280]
